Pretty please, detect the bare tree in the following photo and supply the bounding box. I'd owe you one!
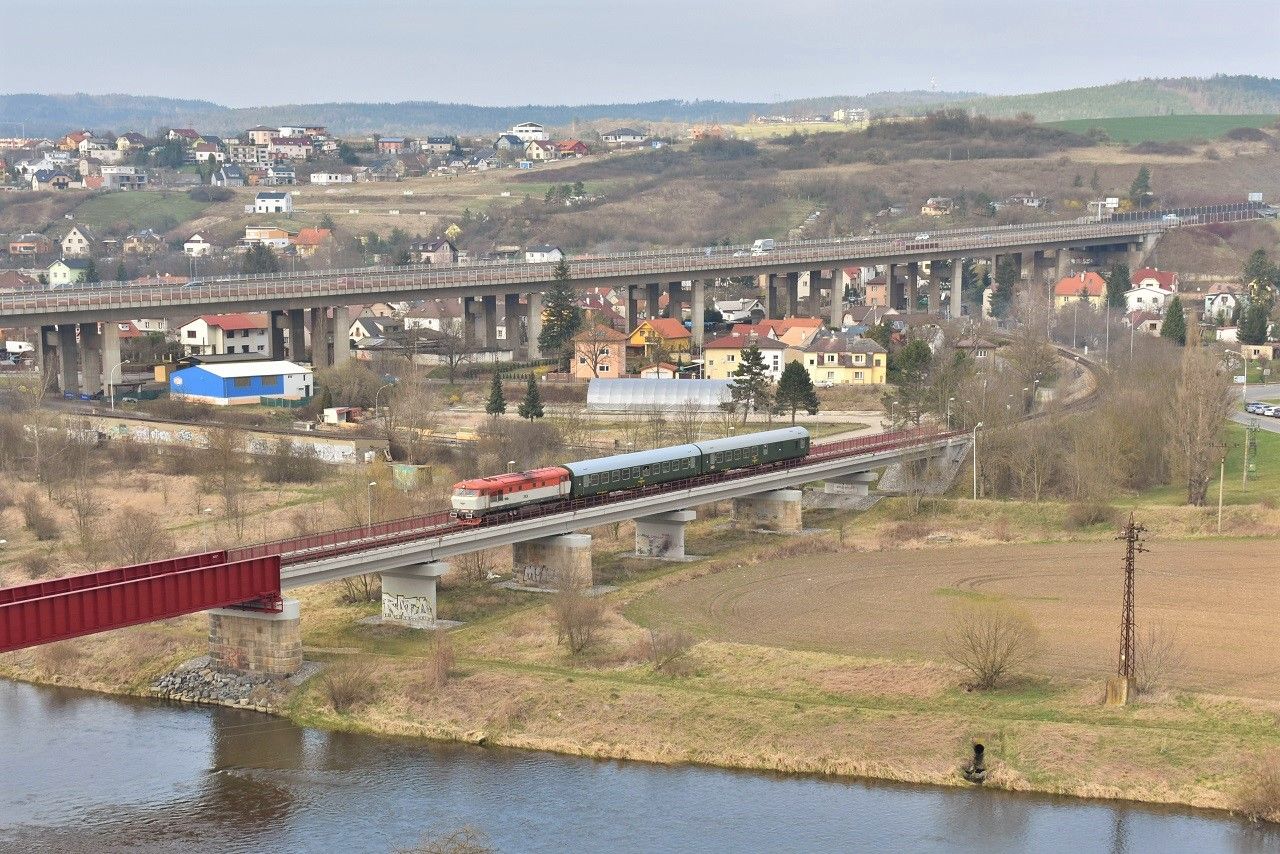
[205,425,249,537]
[552,586,604,654]
[671,400,704,444]
[1166,347,1234,506]
[109,508,177,565]
[1133,623,1187,694]
[647,627,696,676]
[395,826,495,854]
[1235,751,1280,824]
[575,323,621,378]
[943,601,1039,689]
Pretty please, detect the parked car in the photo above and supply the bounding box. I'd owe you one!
[1245,402,1265,414]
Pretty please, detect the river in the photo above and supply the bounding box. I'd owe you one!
[1,680,1275,853]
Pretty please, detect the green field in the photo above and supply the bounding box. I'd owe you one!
[1045,114,1278,143]
[68,192,212,234]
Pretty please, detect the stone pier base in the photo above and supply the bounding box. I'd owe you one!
[635,510,696,559]
[823,472,879,497]
[733,489,803,532]
[381,561,449,628]
[1105,675,1136,706]
[512,533,593,589]
[207,598,302,676]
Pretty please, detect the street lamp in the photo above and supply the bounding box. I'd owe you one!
[507,459,516,473]
[200,507,214,552]
[972,422,983,500]
[366,481,377,528]
[374,381,395,419]
[108,359,129,410]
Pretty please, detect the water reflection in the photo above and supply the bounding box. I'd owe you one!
[1,679,1277,854]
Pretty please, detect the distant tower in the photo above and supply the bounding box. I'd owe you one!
[1106,513,1148,705]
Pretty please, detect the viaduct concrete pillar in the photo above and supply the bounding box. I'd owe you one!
[56,323,78,393]
[732,488,803,532]
[927,263,940,315]
[1032,250,1046,283]
[625,284,639,330]
[1127,241,1143,269]
[666,282,683,319]
[906,262,919,312]
[101,320,121,398]
[951,258,964,319]
[1055,249,1071,280]
[207,598,302,676]
[78,322,102,395]
[824,472,879,497]
[309,308,331,369]
[381,561,448,628]
[785,271,800,317]
[332,305,352,366]
[527,291,544,359]
[38,325,57,390]
[692,279,706,350]
[646,282,662,319]
[829,269,845,329]
[269,310,287,360]
[635,509,696,559]
[287,308,307,361]
[511,533,593,589]
[481,294,498,349]
[504,292,521,351]
[762,274,780,319]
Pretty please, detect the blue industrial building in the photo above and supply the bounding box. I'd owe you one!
[169,360,313,406]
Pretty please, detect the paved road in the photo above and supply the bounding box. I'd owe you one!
[1234,382,1280,434]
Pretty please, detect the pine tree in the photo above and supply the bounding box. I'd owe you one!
[517,374,544,420]
[486,372,506,417]
[114,261,127,282]
[83,259,100,283]
[990,256,1019,318]
[1239,303,1270,345]
[728,343,773,424]
[537,258,582,367]
[1129,166,1152,207]
[775,360,820,424]
[1105,262,1130,310]
[1160,296,1186,346]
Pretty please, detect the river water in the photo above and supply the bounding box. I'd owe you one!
[1,679,1275,853]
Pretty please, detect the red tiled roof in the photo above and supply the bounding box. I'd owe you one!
[704,332,789,350]
[197,313,268,331]
[1052,271,1106,298]
[1130,267,1177,289]
[293,227,333,247]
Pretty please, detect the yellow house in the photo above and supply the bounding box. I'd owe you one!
[702,333,790,380]
[1052,271,1107,309]
[627,318,692,359]
[801,334,887,386]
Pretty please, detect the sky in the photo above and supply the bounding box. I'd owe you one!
[1,0,1277,106]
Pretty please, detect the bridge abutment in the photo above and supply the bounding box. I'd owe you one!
[512,533,593,589]
[208,598,302,676]
[733,488,803,532]
[635,509,696,559]
[381,561,448,628]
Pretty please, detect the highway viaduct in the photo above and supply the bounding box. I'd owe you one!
[6,207,1245,397]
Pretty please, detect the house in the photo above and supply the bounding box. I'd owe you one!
[47,259,92,287]
[554,140,589,158]
[60,130,93,151]
[1007,191,1047,208]
[402,299,465,335]
[1125,310,1162,336]
[494,134,524,152]
[7,232,53,256]
[524,140,556,161]
[265,163,296,185]
[1203,282,1245,323]
[1241,343,1278,362]
[1052,271,1107,309]
[510,122,548,142]
[242,226,293,249]
[292,227,333,258]
[1130,267,1179,291]
[193,142,225,163]
[702,332,789,381]
[229,143,269,164]
[469,150,501,170]
[269,137,311,160]
[571,324,628,379]
[169,359,312,405]
[99,164,147,190]
[525,244,563,264]
[420,136,455,154]
[309,171,353,184]
[212,163,245,187]
[920,197,954,216]
[953,337,999,359]
[277,126,307,138]
[627,317,693,359]
[376,137,407,154]
[601,128,647,146]
[31,169,72,190]
[60,225,95,258]
[639,362,683,379]
[410,237,458,265]
[714,298,765,324]
[246,126,277,146]
[184,234,214,257]
[178,314,270,356]
[348,316,405,346]
[801,332,887,386]
[116,132,148,151]
[167,128,200,143]
[0,270,39,291]
[122,229,165,255]
[1124,283,1173,315]
[253,191,293,214]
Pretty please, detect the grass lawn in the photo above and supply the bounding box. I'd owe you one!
[1045,114,1278,143]
[69,191,211,233]
[1138,421,1280,507]
[725,121,866,139]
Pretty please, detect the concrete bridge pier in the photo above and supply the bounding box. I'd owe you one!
[761,274,780,319]
[287,308,307,360]
[829,269,844,329]
[56,323,79,393]
[527,291,543,358]
[481,295,498,350]
[635,509,696,559]
[692,280,706,350]
[309,308,332,369]
[906,262,919,311]
[37,325,57,389]
[1056,249,1071,280]
[951,258,963,318]
[784,272,800,317]
[207,598,302,676]
[824,471,879,497]
[666,282,683,319]
[625,285,640,328]
[512,533,593,589]
[78,322,102,395]
[504,293,522,351]
[733,488,803,532]
[269,310,287,360]
[381,561,448,628]
[333,305,352,365]
[646,282,662,319]
[101,320,121,398]
[927,263,940,314]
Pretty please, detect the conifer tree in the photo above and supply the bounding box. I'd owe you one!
[1160,296,1186,346]
[517,373,544,420]
[485,372,506,417]
[775,360,820,424]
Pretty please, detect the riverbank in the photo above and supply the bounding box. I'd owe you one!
[3,502,1279,824]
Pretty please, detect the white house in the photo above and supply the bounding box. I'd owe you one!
[99,164,147,190]
[178,313,270,356]
[184,233,213,257]
[601,128,648,145]
[510,122,548,142]
[277,126,307,138]
[252,191,293,214]
[60,225,95,257]
[309,172,353,184]
[714,298,765,323]
[1203,283,1245,323]
[1124,284,1172,315]
[525,244,563,264]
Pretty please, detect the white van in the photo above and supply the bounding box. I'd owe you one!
[751,238,776,254]
[2,341,33,355]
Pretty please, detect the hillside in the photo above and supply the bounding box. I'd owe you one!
[939,75,1280,121]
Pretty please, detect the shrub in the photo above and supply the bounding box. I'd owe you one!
[21,498,60,541]
[1235,751,1280,824]
[647,627,696,676]
[1065,501,1118,530]
[21,553,54,578]
[552,586,604,654]
[943,601,1039,690]
[1134,623,1187,694]
[425,635,454,689]
[321,664,376,713]
[395,826,495,854]
[339,574,381,604]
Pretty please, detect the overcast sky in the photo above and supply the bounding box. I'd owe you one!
[1,0,1276,106]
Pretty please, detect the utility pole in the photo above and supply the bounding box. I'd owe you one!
[1107,513,1148,705]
